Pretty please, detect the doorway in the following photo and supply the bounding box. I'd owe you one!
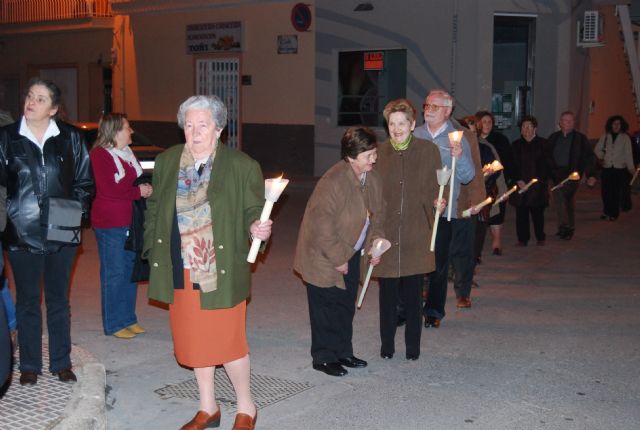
[491,15,536,142]
[195,57,240,149]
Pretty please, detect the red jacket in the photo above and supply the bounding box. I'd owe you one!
[90,147,141,228]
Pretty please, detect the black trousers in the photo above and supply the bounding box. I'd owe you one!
[601,167,632,218]
[552,181,578,233]
[379,274,423,358]
[305,252,360,364]
[8,246,77,373]
[425,217,475,320]
[515,206,546,243]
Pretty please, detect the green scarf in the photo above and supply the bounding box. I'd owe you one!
[390,134,412,151]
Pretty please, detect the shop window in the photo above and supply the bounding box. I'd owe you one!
[338,49,406,127]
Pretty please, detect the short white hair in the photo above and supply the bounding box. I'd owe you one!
[427,89,454,107]
[177,95,227,129]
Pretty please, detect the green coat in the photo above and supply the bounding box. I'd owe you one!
[143,143,264,309]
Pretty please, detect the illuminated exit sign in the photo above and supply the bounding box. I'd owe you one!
[364,51,384,70]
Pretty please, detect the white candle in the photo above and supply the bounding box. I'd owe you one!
[492,185,518,206]
[517,178,538,194]
[247,176,289,263]
[357,238,391,309]
[551,171,580,191]
[462,196,493,218]
[430,166,452,251]
[447,131,463,221]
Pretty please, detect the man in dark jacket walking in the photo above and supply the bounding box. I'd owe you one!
[545,111,596,240]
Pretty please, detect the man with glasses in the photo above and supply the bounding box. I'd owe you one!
[414,90,484,328]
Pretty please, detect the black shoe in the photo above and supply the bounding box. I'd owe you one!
[492,248,502,256]
[424,316,441,328]
[19,371,38,386]
[338,356,368,368]
[54,368,77,383]
[406,354,419,361]
[600,214,608,220]
[396,315,406,327]
[312,362,347,377]
[560,229,574,240]
[380,351,394,359]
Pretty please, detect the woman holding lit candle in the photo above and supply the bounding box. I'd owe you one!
[510,115,549,246]
[375,99,442,360]
[294,126,385,377]
[143,95,270,430]
[460,116,505,266]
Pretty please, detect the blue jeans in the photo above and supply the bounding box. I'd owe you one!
[8,246,77,373]
[94,227,138,335]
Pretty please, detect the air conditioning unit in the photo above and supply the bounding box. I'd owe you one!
[577,10,604,47]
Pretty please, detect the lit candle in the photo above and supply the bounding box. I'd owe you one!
[483,159,504,177]
[247,175,289,263]
[462,196,493,218]
[630,167,640,186]
[447,130,464,221]
[550,171,581,191]
[357,238,391,309]
[517,178,538,194]
[430,165,452,252]
[492,185,518,206]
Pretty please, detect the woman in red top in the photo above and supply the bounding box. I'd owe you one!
[90,113,152,338]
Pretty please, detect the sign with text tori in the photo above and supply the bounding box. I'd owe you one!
[186,21,243,54]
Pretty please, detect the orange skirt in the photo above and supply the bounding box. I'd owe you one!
[169,270,248,367]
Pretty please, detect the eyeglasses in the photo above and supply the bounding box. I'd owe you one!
[423,103,448,112]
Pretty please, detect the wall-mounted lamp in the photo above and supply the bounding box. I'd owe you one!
[354,2,374,12]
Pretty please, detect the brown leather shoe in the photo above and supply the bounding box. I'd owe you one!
[180,409,221,429]
[19,371,38,386]
[232,410,257,430]
[54,368,77,383]
[456,297,472,308]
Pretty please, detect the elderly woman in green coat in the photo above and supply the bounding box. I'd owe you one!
[144,95,271,430]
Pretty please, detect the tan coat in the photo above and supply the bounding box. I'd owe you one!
[294,160,385,289]
[373,137,442,278]
[455,123,486,217]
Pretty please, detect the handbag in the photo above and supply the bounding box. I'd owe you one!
[25,152,83,245]
[45,197,83,244]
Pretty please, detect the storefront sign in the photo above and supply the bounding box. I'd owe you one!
[186,21,242,54]
[364,51,384,70]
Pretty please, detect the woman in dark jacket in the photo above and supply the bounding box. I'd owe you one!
[294,126,385,377]
[509,115,549,245]
[0,78,94,386]
[91,113,152,339]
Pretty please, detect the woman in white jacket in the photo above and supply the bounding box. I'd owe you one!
[594,115,636,220]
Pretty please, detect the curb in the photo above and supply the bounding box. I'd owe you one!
[53,348,106,430]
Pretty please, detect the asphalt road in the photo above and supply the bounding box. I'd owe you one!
[57,182,640,429]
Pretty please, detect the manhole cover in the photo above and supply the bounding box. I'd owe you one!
[155,371,313,410]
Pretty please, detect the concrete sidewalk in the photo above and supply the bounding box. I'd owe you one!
[1,182,639,430]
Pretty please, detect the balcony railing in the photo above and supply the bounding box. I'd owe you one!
[0,0,112,25]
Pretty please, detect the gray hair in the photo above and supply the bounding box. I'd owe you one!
[177,95,227,129]
[427,89,454,107]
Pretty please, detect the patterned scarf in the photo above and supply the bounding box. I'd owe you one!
[176,144,217,293]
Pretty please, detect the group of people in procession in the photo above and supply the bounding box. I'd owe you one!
[0,78,637,430]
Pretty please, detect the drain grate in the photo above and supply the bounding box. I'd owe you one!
[0,341,73,430]
[155,371,313,410]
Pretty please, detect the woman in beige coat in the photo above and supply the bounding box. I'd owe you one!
[374,99,442,361]
[294,126,385,377]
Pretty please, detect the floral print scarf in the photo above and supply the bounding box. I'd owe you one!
[176,144,217,293]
